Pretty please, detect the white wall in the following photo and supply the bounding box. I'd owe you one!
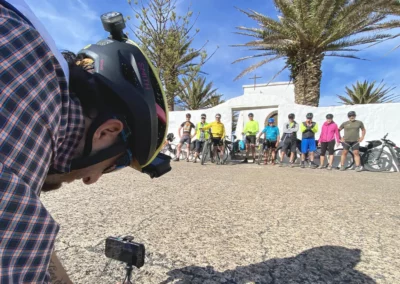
[167,82,295,139]
[278,103,400,144]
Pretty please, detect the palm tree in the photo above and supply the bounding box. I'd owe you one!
[232,0,400,106]
[177,76,225,110]
[337,80,399,105]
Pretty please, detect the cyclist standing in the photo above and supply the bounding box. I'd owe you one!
[257,118,280,165]
[280,113,299,167]
[339,111,366,172]
[201,113,226,163]
[173,113,196,162]
[300,113,319,168]
[318,114,340,170]
[241,113,259,163]
[193,113,210,163]
[0,1,170,282]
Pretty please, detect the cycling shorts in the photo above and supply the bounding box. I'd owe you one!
[342,141,359,151]
[282,138,297,153]
[212,138,222,146]
[195,140,204,153]
[301,138,317,154]
[264,140,277,150]
[320,140,335,155]
[179,135,191,145]
[246,135,256,145]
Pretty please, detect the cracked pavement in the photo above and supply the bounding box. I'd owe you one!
[41,162,400,283]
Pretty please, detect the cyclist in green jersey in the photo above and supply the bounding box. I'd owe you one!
[241,113,259,163]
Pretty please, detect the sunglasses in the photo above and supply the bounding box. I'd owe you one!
[201,117,206,119]
[103,150,133,174]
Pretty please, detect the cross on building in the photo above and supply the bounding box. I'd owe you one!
[249,74,262,90]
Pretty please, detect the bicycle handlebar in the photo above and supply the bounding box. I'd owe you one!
[384,133,389,139]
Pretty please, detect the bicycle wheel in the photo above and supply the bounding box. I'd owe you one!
[222,146,229,164]
[331,148,354,169]
[257,144,264,165]
[201,141,210,165]
[276,147,284,164]
[311,148,322,166]
[162,144,176,158]
[363,148,392,172]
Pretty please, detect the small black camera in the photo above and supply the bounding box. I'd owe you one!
[105,236,145,268]
[100,11,126,41]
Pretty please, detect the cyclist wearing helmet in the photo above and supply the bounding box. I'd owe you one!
[280,113,299,167]
[257,118,280,165]
[241,113,259,163]
[318,114,340,170]
[174,113,195,162]
[339,111,366,172]
[300,113,319,168]
[0,2,169,282]
[193,113,210,163]
[200,113,226,163]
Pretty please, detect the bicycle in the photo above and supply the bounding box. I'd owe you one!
[276,139,354,169]
[319,142,355,170]
[256,138,278,165]
[201,135,225,165]
[275,138,301,165]
[362,133,400,172]
[160,134,177,159]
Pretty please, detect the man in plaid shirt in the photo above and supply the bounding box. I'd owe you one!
[1,0,170,282]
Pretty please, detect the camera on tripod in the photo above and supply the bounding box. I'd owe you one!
[105,236,145,268]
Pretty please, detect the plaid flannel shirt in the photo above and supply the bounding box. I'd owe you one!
[0,3,85,283]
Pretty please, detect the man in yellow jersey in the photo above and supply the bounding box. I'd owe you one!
[200,113,226,163]
[241,113,259,163]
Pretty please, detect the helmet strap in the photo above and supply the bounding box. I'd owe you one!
[70,141,127,170]
[71,111,129,170]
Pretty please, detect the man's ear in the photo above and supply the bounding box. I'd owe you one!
[93,119,124,145]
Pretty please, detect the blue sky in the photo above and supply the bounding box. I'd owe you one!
[26,0,400,106]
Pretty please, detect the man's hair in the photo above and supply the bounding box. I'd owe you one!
[61,50,106,118]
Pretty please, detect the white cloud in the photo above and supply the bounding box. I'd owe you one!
[25,0,104,53]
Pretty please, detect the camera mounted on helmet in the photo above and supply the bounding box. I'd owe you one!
[68,11,171,179]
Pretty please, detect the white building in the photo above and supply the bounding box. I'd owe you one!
[168,82,400,145]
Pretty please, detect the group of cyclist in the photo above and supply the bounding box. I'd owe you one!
[172,110,366,172]
[173,113,226,163]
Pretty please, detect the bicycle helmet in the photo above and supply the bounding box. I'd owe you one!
[201,113,206,119]
[186,113,191,118]
[326,114,333,119]
[70,35,169,177]
[288,113,295,119]
[248,113,254,117]
[215,113,221,118]
[268,118,275,123]
[348,111,356,117]
[306,113,313,119]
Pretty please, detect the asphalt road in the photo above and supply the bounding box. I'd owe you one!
[41,161,400,284]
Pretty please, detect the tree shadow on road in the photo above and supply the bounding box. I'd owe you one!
[160,245,375,284]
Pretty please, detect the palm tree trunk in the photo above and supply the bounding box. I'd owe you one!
[293,54,324,107]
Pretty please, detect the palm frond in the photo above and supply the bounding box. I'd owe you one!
[234,55,283,81]
[337,80,399,105]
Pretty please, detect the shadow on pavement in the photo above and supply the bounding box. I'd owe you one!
[160,245,375,284]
